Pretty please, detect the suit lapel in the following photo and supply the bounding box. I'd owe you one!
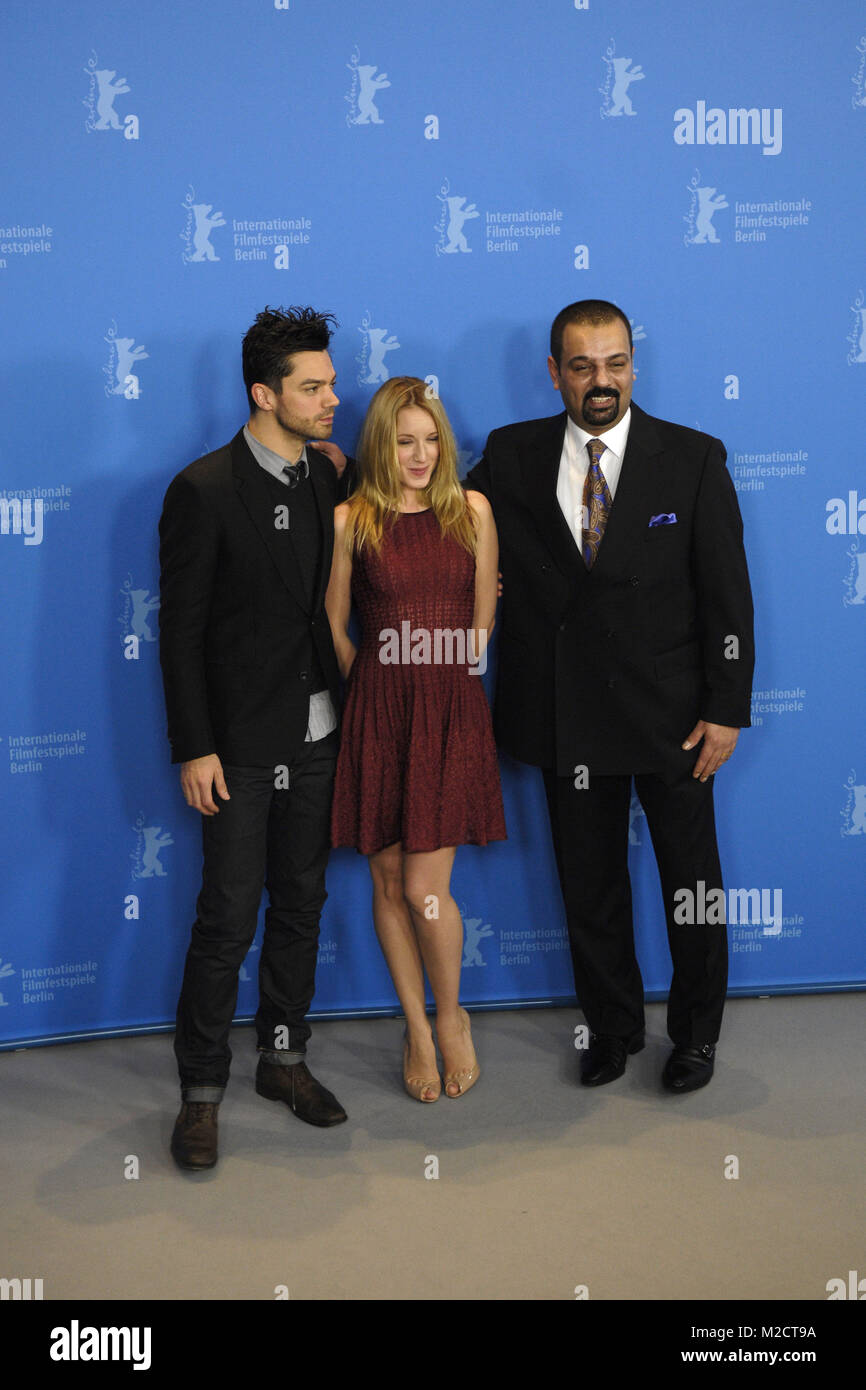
[519,413,586,579]
[590,404,665,577]
[526,404,668,579]
[231,431,314,613]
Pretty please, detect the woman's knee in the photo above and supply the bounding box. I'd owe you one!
[368,846,406,903]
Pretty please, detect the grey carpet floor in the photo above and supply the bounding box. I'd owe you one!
[1,994,863,1301]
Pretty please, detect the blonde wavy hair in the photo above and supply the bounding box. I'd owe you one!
[343,377,477,557]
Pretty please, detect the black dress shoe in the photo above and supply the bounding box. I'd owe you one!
[662,1043,715,1093]
[580,1031,645,1087]
[255,1059,347,1127]
[171,1101,219,1170]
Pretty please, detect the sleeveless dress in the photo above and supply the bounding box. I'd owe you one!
[330,507,507,855]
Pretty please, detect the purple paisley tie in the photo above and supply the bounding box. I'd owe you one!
[582,438,612,570]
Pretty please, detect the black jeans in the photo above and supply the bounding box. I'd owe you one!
[174,730,338,1096]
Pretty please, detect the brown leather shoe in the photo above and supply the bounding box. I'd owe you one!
[255,1058,347,1127]
[171,1101,219,1170]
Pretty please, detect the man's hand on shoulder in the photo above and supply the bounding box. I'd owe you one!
[309,439,347,478]
[180,754,230,816]
[682,721,740,782]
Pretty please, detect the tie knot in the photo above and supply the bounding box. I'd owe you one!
[586,438,605,466]
[282,457,309,489]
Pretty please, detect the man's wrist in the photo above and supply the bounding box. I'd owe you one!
[173,745,217,766]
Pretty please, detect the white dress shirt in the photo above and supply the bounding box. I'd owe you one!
[555,407,632,554]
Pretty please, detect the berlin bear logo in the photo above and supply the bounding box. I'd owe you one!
[694,187,728,243]
[104,325,148,397]
[441,197,479,253]
[128,589,160,641]
[609,57,644,116]
[94,69,130,129]
[346,48,390,126]
[684,173,728,246]
[191,204,226,261]
[363,328,400,382]
[462,915,494,967]
[844,543,866,605]
[140,826,173,877]
[357,315,401,385]
[181,188,226,264]
[132,814,174,879]
[847,294,866,364]
[356,65,390,124]
[841,772,866,836]
[601,41,645,118]
[83,52,138,137]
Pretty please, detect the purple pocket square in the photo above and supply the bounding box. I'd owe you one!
[649,512,677,527]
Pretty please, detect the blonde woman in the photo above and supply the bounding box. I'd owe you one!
[326,378,506,1101]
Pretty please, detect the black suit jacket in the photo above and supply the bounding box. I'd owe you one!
[158,429,342,766]
[464,403,754,779]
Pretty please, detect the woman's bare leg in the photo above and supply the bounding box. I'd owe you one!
[403,847,479,1095]
[367,841,438,1098]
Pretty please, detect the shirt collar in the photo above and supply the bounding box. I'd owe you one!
[566,406,632,462]
[244,424,308,482]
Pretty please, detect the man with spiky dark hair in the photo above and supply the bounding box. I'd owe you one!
[159,306,349,1170]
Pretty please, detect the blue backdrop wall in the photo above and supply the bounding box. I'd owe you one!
[2,1,864,1047]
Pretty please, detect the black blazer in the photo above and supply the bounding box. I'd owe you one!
[465,403,754,779]
[158,429,343,766]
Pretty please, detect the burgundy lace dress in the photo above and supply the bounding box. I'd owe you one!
[330,507,507,855]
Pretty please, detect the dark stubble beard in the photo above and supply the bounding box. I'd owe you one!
[274,402,333,443]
